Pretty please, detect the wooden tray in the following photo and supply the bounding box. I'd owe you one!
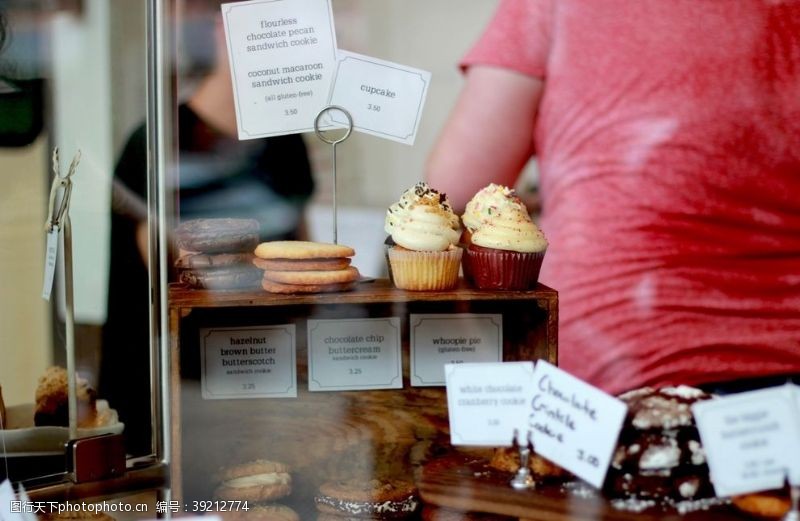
[419,453,748,520]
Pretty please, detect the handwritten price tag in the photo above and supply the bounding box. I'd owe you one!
[528,361,627,489]
[693,385,800,497]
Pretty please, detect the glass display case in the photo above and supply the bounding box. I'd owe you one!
[3,0,799,520]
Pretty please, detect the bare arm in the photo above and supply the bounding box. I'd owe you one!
[426,66,544,212]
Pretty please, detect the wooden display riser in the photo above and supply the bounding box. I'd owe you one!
[168,279,558,517]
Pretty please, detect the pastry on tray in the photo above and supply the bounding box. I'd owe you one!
[605,385,715,504]
[254,241,359,294]
[732,489,791,519]
[214,459,292,502]
[461,184,547,290]
[173,220,263,290]
[34,366,98,428]
[315,479,419,518]
[384,183,462,291]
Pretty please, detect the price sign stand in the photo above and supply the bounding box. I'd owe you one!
[510,430,535,490]
[313,105,353,245]
[785,480,800,521]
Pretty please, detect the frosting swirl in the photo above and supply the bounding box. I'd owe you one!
[385,183,460,251]
[462,183,528,232]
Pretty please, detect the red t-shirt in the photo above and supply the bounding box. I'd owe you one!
[463,0,800,394]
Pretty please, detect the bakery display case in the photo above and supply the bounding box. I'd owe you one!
[4,0,797,520]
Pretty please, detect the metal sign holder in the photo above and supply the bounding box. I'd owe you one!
[314,105,353,245]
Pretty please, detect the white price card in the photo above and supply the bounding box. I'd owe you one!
[409,314,502,387]
[529,361,627,489]
[692,385,800,497]
[41,226,59,301]
[200,326,297,399]
[307,317,402,391]
[445,362,535,447]
[327,50,431,145]
[221,0,338,139]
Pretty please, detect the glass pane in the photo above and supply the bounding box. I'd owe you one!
[0,0,152,488]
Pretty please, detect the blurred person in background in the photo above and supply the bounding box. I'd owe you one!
[428,0,800,395]
[101,1,314,455]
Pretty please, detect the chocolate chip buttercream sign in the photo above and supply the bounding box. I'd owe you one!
[307,317,402,391]
[200,326,297,399]
[221,0,337,138]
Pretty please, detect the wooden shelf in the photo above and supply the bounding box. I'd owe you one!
[168,279,558,309]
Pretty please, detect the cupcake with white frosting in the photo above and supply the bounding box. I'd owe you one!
[385,183,462,290]
[463,184,547,290]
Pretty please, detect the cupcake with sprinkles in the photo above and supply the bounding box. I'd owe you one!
[462,183,547,290]
[385,182,462,291]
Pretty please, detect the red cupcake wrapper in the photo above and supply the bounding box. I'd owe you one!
[464,247,545,290]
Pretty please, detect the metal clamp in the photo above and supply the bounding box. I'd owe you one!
[45,148,81,232]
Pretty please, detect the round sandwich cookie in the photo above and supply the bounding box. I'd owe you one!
[255,241,355,260]
[263,266,360,285]
[253,257,352,272]
[179,267,262,290]
[175,218,259,253]
[175,252,255,269]
[220,504,299,521]
[261,279,356,294]
[214,460,292,502]
[314,479,419,518]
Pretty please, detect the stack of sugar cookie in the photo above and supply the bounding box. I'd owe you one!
[254,241,360,294]
[174,218,262,290]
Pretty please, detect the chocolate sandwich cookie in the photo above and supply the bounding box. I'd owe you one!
[175,218,259,253]
[179,266,262,290]
[175,252,255,269]
[214,460,292,502]
[315,479,419,518]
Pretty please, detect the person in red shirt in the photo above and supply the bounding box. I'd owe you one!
[427,0,800,394]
